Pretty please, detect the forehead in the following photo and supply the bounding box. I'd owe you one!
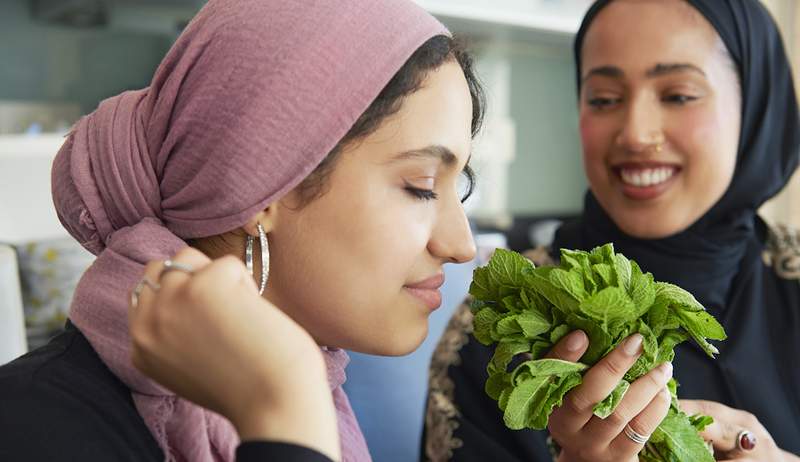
[581,0,721,72]
[352,60,473,164]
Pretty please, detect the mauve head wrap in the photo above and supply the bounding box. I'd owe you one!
[51,0,448,460]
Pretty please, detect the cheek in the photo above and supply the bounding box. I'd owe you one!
[671,105,737,178]
[307,180,433,297]
[579,113,613,180]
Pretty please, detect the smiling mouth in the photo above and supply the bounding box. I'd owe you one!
[618,165,679,187]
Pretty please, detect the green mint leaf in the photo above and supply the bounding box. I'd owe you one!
[488,340,531,375]
[566,313,613,364]
[592,263,616,288]
[528,267,581,314]
[614,253,633,290]
[503,376,551,430]
[473,307,501,345]
[485,371,511,400]
[655,281,705,312]
[517,309,552,339]
[549,268,589,302]
[593,379,630,418]
[579,286,637,328]
[495,315,523,337]
[470,248,534,301]
[689,414,714,432]
[651,408,715,462]
[549,324,571,344]
[511,359,587,383]
[676,309,726,357]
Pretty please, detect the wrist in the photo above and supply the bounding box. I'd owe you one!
[230,355,340,461]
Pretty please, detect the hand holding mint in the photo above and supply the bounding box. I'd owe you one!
[470,244,725,462]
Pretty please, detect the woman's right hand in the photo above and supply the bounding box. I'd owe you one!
[545,331,673,462]
[128,247,340,461]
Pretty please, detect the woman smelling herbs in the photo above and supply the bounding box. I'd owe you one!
[423,0,800,461]
[0,0,485,461]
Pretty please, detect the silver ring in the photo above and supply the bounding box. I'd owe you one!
[130,277,160,308]
[736,429,757,452]
[624,424,650,445]
[160,259,195,279]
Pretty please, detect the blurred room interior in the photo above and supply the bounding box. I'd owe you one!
[1,1,797,461]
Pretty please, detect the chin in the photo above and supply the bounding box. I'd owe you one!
[362,322,429,357]
[615,214,689,240]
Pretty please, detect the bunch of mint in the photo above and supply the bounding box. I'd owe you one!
[469,244,725,462]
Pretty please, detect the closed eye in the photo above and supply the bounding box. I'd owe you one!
[405,185,438,201]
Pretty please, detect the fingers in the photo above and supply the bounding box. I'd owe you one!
[588,362,673,439]
[129,247,212,367]
[679,399,770,459]
[609,384,671,454]
[553,334,644,432]
[545,330,589,363]
[679,400,742,452]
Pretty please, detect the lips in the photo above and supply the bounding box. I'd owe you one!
[404,273,445,310]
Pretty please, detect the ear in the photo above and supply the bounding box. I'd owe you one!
[242,204,279,236]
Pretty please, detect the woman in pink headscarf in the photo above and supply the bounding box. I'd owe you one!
[0,0,484,461]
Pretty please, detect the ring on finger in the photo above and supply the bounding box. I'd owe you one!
[624,423,650,445]
[160,259,195,280]
[131,277,160,308]
[736,430,757,452]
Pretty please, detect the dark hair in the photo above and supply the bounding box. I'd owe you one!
[294,35,485,205]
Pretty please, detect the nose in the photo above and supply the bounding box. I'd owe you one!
[428,198,476,264]
[615,93,664,153]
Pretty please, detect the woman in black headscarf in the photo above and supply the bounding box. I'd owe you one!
[423,0,800,461]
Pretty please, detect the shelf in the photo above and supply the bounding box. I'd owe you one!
[413,0,591,44]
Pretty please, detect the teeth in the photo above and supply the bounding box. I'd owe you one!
[620,167,675,187]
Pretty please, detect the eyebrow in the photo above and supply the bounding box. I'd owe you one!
[582,63,707,83]
[388,145,458,167]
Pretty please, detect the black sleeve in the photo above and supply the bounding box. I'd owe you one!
[422,304,555,462]
[236,442,334,462]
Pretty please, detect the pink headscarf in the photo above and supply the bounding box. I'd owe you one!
[51,0,447,460]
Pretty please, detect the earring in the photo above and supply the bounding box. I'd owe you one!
[245,223,269,295]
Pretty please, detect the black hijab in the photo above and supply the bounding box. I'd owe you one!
[555,0,800,315]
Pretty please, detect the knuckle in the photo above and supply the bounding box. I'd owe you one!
[740,411,759,427]
[565,391,592,414]
[654,389,671,408]
[626,417,650,438]
[601,357,627,377]
[698,399,719,416]
[605,409,628,428]
[143,259,163,276]
[175,246,208,264]
[219,254,245,271]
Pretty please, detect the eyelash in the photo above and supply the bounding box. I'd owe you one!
[405,186,438,201]
[663,94,699,104]
[587,94,699,109]
[588,97,620,109]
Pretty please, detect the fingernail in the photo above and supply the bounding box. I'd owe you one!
[565,331,586,352]
[624,334,643,356]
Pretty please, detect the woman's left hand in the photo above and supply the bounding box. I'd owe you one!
[680,400,799,461]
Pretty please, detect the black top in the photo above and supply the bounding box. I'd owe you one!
[0,322,333,462]
[421,224,800,461]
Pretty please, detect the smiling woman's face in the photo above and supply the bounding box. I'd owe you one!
[263,60,476,356]
[579,0,742,239]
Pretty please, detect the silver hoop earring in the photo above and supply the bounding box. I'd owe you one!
[245,223,269,295]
